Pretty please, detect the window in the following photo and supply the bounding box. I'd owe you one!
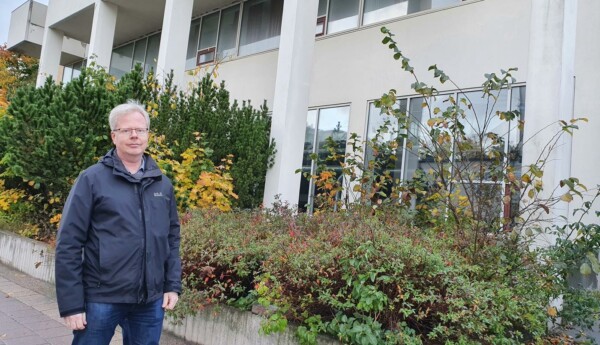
[71,60,84,80]
[62,65,73,84]
[327,0,360,34]
[366,86,526,219]
[363,0,408,26]
[365,99,407,184]
[299,105,350,212]
[144,34,161,75]
[132,37,147,69]
[109,43,134,79]
[239,0,283,56]
[217,5,240,60]
[196,12,219,65]
[108,33,160,79]
[185,19,201,70]
[317,0,464,36]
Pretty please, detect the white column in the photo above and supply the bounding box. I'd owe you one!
[156,0,193,87]
[36,27,63,86]
[87,0,118,69]
[523,0,578,234]
[262,0,319,208]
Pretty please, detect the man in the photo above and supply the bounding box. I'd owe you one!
[55,100,181,345]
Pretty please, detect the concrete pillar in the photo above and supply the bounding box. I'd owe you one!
[156,0,194,87]
[523,0,578,235]
[36,27,63,86]
[87,0,118,69]
[262,0,320,208]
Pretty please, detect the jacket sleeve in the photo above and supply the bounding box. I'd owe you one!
[55,172,93,317]
[163,185,182,294]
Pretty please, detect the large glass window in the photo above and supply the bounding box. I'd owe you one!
[185,19,201,70]
[299,106,350,212]
[132,39,147,70]
[327,0,360,34]
[363,0,408,25]
[317,0,463,35]
[62,65,73,84]
[365,99,407,185]
[109,43,134,79]
[239,0,283,56]
[197,12,220,65]
[72,60,84,80]
[366,86,526,219]
[144,34,161,75]
[217,5,240,60]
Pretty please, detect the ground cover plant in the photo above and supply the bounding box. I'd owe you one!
[174,203,600,344]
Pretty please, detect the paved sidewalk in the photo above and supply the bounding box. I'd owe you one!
[0,263,194,345]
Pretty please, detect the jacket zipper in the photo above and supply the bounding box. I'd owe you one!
[135,183,148,304]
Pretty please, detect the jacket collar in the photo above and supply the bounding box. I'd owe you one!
[100,149,163,182]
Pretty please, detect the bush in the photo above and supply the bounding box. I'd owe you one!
[174,206,559,344]
[0,64,273,237]
[132,66,275,209]
[0,68,116,238]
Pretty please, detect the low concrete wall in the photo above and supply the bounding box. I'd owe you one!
[0,229,339,345]
[0,230,55,283]
[164,308,339,345]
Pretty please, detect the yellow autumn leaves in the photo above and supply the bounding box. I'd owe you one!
[148,133,238,213]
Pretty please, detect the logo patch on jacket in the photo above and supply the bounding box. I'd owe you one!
[154,192,163,197]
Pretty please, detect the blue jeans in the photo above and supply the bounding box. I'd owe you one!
[72,298,164,345]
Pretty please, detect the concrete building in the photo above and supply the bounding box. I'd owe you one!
[7,0,600,233]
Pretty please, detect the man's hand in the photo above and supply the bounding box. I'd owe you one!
[162,291,179,310]
[64,313,86,330]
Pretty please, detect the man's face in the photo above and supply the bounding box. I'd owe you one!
[111,111,149,162]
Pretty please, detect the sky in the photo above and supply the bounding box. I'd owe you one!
[0,0,49,46]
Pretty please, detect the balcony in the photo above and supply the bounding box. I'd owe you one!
[8,0,86,65]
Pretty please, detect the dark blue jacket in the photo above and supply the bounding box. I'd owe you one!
[55,149,181,317]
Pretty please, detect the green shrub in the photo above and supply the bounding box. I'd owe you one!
[0,68,116,238]
[175,206,557,344]
[134,67,275,209]
[0,64,275,237]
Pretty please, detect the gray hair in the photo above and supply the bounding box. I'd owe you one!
[108,100,150,130]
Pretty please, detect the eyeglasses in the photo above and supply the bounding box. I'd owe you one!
[112,128,149,136]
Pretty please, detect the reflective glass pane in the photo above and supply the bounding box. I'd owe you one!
[327,0,359,34]
[132,37,147,70]
[455,182,503,224]
[109,43,134,79]
[456,90,508,182]
[313,106,350,209]
[365,99,407,184]
[62,65,73,83]
[144,33,161,75]
[318,0,328,16]
[239,0,283,56]
[199,12,219,50]
[217,5,240,60]
[298,110,318,211]
[185,19,201,70]
[509,86,525,176]
[407,0,461,14]
[508,86,526,220]
[404,95,452,182]
[298,106,350,212]
[72,60,83,80]
[363,0,408,26]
